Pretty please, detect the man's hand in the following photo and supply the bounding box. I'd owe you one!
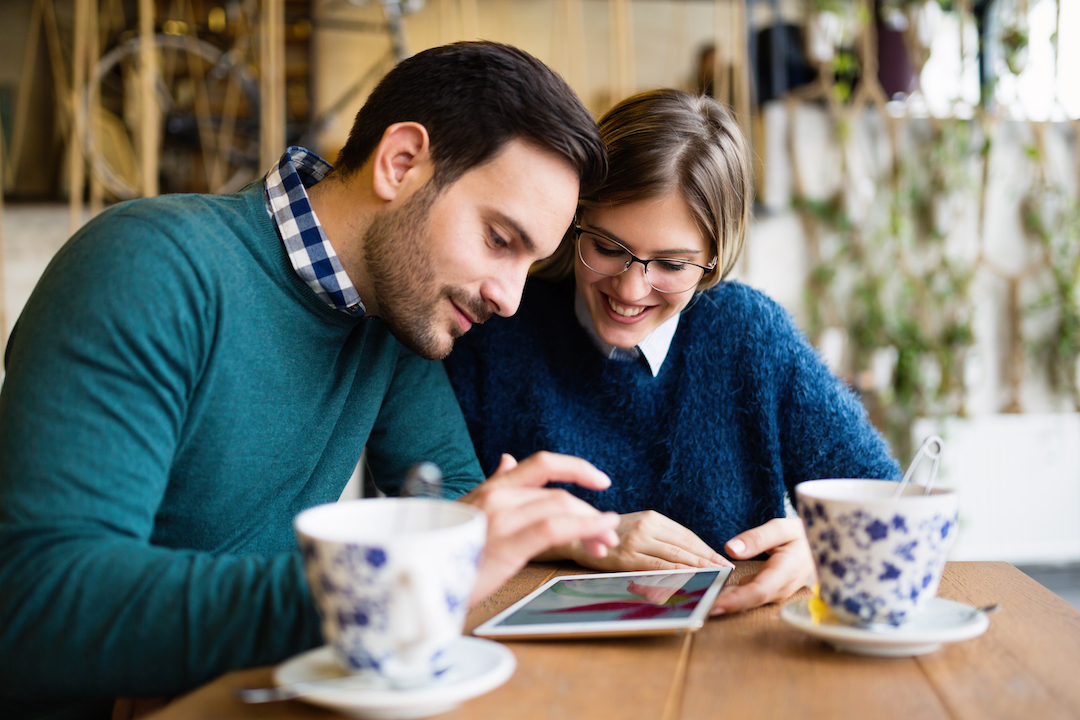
[536,510,732,573]
[458,452,620,604]
[709,517,816,615]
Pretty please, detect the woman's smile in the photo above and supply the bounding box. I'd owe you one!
[575,193,709,348]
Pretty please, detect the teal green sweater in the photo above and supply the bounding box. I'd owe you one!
[0,183,484,718]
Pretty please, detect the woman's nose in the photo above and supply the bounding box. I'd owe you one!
[611,261,654,300]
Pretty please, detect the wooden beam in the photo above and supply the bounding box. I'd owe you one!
[0,111,7,353]
[139,0,159,197]
[609,0,634,106]
[260,0,286,171]
[69,0,90,233]
[88,0,104,215]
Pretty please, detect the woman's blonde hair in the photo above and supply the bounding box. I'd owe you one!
[534,88,752,289]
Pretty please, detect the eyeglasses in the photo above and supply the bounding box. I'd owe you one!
[574,225,717,294]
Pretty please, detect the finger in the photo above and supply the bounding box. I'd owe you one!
[486,488,606,536]
[493,453,518,475]
[635,540,731,569]
[458,484,555,515]
[622,512,732,568]
[507,512,621,560]
[470,512,620,603]
[581,527,621,558]
[497,451,612,492]
[658,536,732,568]
[725,518,804,559]
[709,555,806,615]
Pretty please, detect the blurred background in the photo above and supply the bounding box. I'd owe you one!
[0,0,1077,603]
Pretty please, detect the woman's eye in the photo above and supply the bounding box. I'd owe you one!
[657,260,690,273]
[592,237,626,256]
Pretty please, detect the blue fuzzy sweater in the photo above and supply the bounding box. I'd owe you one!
[444,279,900,551]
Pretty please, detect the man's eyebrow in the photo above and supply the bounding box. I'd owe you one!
[582,222,703,256]
[491,211,537,255]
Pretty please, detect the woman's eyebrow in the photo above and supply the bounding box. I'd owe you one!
[582,223,703,256]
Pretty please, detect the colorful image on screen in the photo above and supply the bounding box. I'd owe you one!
[496,571,719,626]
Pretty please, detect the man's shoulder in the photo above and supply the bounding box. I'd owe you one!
[101,185,263,243]
[64,186,268,277]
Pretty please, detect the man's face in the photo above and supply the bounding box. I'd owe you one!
[365,140,580,360]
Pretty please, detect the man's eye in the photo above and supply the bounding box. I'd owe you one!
[489,229,509,249]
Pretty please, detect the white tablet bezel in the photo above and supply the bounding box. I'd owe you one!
[472,567,733,639]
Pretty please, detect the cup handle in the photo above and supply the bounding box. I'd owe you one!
[390,564,445,660]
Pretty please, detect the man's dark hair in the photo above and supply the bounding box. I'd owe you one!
[334,41,606,195]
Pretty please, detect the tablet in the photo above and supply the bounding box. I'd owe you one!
[472,567,732,639]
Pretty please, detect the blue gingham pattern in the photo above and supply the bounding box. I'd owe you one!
[265,147,365,316]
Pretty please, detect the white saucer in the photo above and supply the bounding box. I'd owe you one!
[780,597,990,657]
[273,637,516,719]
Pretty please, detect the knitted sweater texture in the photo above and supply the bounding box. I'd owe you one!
[0,182,483,719]
[444,279,900,552]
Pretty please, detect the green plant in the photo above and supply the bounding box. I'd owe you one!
[1022,181,1080,409]
[795,119,980,460]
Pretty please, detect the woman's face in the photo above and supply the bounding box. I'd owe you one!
[574,193,712,349]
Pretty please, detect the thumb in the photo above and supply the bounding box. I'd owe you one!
[725,518,801,559]
[494,453,518,475]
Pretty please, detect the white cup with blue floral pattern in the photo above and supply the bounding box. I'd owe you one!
[294,498,487,686]
[795,479,959,627]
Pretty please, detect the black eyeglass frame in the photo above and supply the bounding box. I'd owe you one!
[572,224,718,294]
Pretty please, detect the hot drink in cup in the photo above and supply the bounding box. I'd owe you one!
[294,498,487,686]
[795,479,959,626]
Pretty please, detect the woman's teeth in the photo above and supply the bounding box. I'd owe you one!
[607,296,645,317]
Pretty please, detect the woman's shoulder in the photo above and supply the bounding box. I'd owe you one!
[694,280,800,337]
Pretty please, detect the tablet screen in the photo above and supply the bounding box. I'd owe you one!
[497,570,718,625]
[474,567,731,638]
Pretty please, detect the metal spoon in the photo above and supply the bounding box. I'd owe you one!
[971,603,1002,618]
[402,461,443,499]
[892,435,945,499]
[235,674,390,704]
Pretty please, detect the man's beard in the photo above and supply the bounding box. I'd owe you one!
[363,182,492,360]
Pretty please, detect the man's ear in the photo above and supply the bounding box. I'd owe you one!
[371,122,431,202]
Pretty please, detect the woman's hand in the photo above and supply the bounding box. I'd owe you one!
[709,517,815,615]
[536,510,732,572]
[459,452,620,605]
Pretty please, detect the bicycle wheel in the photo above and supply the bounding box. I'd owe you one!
[86,33,261,199]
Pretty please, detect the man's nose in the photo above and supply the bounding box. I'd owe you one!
[481,264,529,318]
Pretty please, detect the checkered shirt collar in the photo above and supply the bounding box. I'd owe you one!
[264,147,365,317]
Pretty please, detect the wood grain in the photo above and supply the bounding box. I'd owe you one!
[920,562,1080,720]
[447,562,689,720]
[679,564,950,720]
[145,561,1080,720]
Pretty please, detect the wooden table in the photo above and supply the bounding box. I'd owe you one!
[147,562,1080,720]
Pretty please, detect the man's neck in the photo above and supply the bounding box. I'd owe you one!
[306,169,381,316]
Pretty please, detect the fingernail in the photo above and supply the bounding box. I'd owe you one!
[727,538,746,555]
[710,606,726,616]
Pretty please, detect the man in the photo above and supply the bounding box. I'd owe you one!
[0,42,617,719]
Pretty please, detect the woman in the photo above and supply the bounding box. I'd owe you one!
[444,89,900,614]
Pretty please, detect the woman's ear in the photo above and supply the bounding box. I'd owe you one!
[370,122,431,202]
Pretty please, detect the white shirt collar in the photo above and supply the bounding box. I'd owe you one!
[574,288,680,377]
